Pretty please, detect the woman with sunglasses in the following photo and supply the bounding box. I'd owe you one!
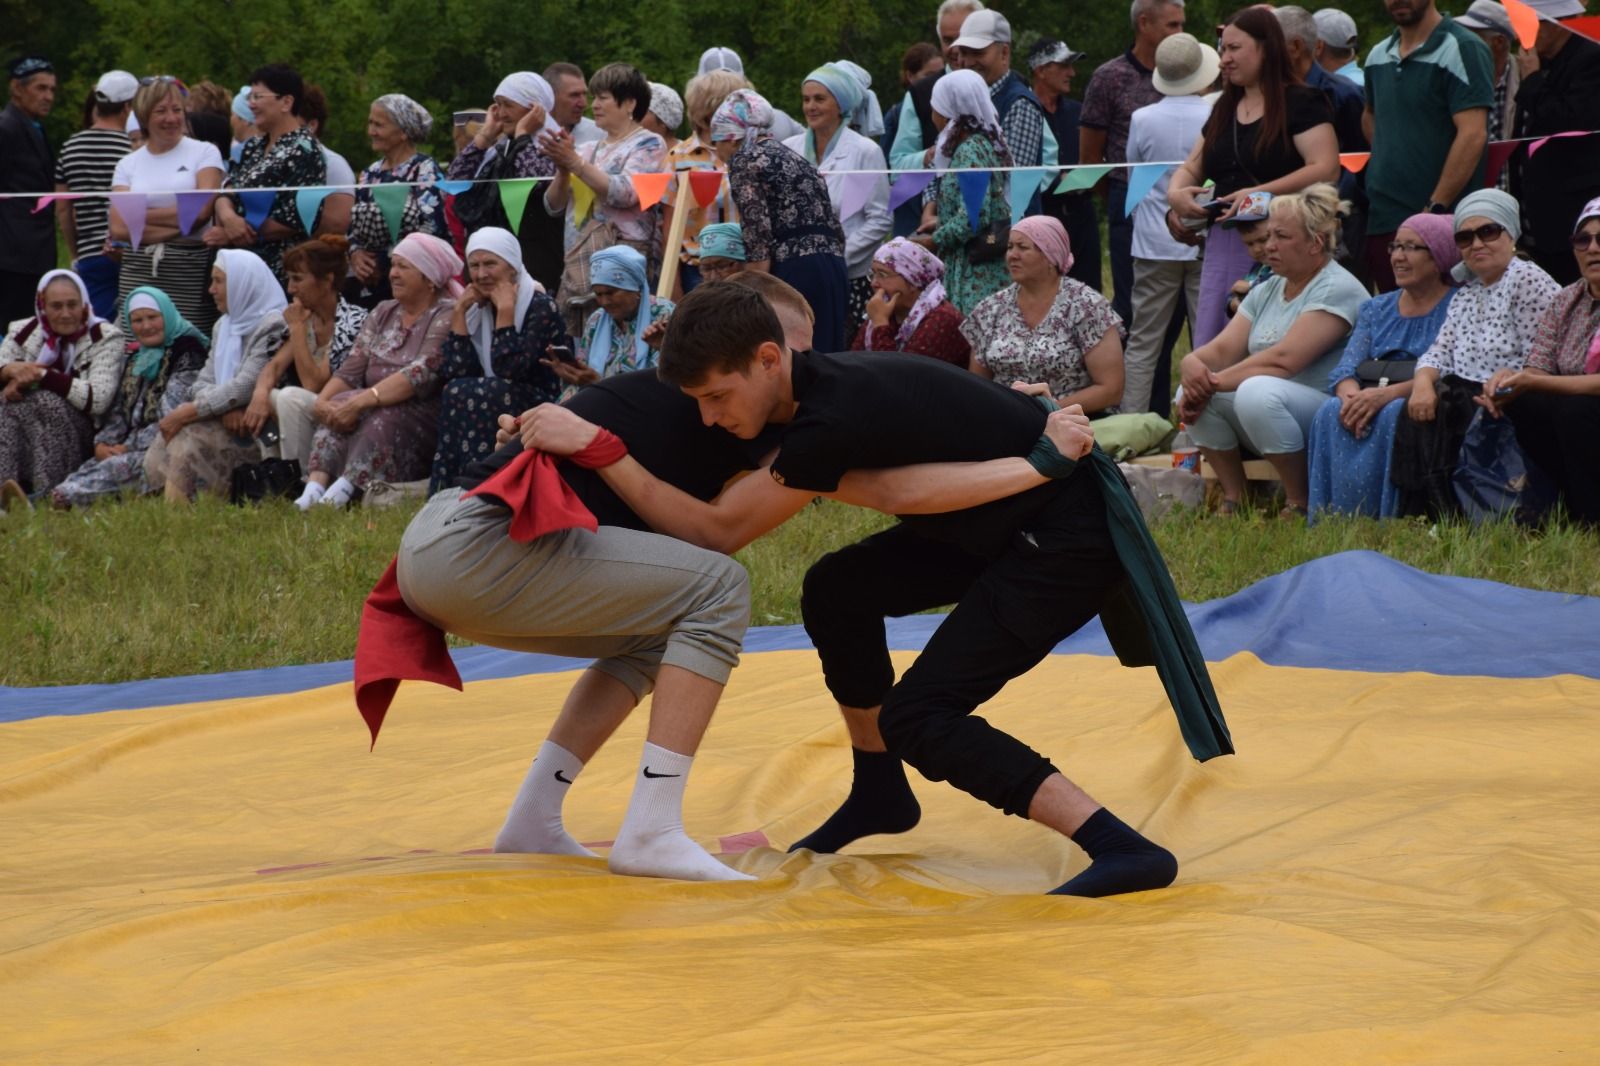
[111,76,226,333]
[1391,189,1561,519]
[1476,197,1600,527]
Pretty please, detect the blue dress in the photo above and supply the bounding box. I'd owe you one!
[1308,290,1455,520]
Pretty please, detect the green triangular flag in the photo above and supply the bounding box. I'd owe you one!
[371,184,410,245]
[498,178,538,233]
[1053,165,1114,194]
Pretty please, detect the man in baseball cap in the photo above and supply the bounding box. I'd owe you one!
[1455,0,1520,167]
[1312,9,1364,85]
[949,9,1056,176]
[93,70,138,104]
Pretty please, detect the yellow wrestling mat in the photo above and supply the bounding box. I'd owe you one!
[2,649,1598,1063]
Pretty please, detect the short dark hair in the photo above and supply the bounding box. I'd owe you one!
[658,282,785,387]
[300,83,328,132]
[588,63,650,121]
[249,63,305,116]
[543,62,584,87]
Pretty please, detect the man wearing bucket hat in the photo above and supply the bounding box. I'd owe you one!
[1510,0,1600,286]
[1123,33,1215,414]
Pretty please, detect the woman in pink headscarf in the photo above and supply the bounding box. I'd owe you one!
[960,214,1126,415]
[299,233,461,508]
[848,237,970,366]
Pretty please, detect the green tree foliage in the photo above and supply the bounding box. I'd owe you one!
[15,0,1402,173]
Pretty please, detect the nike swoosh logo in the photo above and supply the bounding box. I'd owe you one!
[553,770,573,784]
[642,767,681,779]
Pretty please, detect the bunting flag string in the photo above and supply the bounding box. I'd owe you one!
[835,172,878,221]
[294,188,331,236]
[888,172,934,211]
[371,184,411,244]
[498,179,538,232]
[108,193,147,250]
[436,179,473,197]
[629,172,672,211]
[1485,140,1520,185]
[569,179,595,225]
[1007,168,1051,224]
[1120,163,1169,220]
[1338,152,1370,173]
[1503,0,1540,48]
[955,171,990,235]
[237,190,275,231]
[1054,165,1112,195]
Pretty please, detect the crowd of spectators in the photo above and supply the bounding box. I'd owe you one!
[0,0,1597,526]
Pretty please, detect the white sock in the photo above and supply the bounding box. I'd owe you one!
[493,741,596,857]
[318,476,356,508]
[294,481,326,511]
[608,742,755,882]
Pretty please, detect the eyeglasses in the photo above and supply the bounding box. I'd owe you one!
[1387,241,1430,255]
[1569,230,1600,250]
[248,91,283,104]
[1454,222,1507,248]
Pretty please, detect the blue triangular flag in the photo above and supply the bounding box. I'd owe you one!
[237,190,276,230]
[1008,168,1050,223]
[436,179,472,196]
[1121,163,1171,220]
[295,188,332,234]
[956,170,990,235]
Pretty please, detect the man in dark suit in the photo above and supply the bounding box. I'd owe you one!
[0,56,58,326]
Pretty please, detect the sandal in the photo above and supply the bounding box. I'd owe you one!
[1216,499,1241,516]
[1279,504,1308,521]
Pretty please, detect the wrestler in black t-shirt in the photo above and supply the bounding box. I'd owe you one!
[457,369,777,528]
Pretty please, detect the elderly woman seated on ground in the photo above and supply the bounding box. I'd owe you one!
[296,234,460,509]
[427,227,567,493]
[1177,184,1368,518]
[51,288,208,508]
[963,215,1124,414]
[0,270,126,502]
[547,246,674,395]
[144,252,289,502]
[1305,214,1460,519]
[1389,189,1562,519]
[850,237,970,367]
[1477,196,1600,528]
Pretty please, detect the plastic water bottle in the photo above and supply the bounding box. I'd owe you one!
[1172,423,1199,473]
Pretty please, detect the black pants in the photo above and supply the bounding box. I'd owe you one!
[1508,389,1600,525]
[0,269,45,327]
[801,480,1124,817]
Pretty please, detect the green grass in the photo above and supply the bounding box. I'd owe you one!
[2,495,1596,688]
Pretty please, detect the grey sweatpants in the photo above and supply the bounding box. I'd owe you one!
[396,488,750,698]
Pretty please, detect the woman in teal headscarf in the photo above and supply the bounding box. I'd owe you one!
[696,222,748,282]
[50,287,209,507]
[782,63,892,333]
[551,246,675,392]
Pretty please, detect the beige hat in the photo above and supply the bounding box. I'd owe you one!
[1153,33,1221,97]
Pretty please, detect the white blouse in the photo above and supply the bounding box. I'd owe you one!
[1418,257,1562,382]
[782,127,891,279]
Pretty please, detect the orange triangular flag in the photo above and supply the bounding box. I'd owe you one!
[630,172,672,210]
[1339,152,1370,173]
[1504,0,1540,49]
[687,169,724,209]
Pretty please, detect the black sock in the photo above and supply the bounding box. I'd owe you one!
[1048,808,1177,898]
[788,748,921,853]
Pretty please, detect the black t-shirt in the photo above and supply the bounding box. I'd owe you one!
[770,350,1096,553]
[456,370,777,529]
[1202,85,1334,197]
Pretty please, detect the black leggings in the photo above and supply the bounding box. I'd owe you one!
[1508,389,1600,525]
[801,487,1125,818]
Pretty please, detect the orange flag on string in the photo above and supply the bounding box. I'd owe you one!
[1339,152,1370,173]
[630,172,672,210]
[687,169,723,208]
[1503,0,1540,48]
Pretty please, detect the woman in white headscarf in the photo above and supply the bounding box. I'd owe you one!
[144,249,289,501]
[782,63,892,333]
[915,68,1012,315]
[428,226,569,492]
[0,270,127,499]
[296,232,461,508]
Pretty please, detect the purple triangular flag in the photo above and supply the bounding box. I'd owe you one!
[835,172,876,221]
[888,171,935,211]
[173,190,212,236]
[108,193,148,250]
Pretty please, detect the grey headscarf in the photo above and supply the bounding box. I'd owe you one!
[374,94,433,143]
[1452,189,1522,281]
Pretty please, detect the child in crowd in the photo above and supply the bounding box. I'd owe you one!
[1225,191,1275,319]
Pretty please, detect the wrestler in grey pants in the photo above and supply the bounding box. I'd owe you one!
[397,488,751,694]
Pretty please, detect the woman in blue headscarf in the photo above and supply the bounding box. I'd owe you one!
[50,287,209,507]
[782,64,892,335]
[551,246,675,392]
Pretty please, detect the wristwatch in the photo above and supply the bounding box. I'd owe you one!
[1425,201,1449,215]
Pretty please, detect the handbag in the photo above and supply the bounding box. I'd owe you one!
[229,458,304,506]
[965,219,1010,263]
[1355,358,1417,388]
[1452,408,1553,524]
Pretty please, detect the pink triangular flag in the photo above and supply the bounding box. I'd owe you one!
[109,193,148,250]
[1485,140,1519,186]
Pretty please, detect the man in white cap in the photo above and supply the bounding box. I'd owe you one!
[693,47,804,140]
[1123,33,1214,414]
[1454,0,1521,161]
[1312,8,1365,85]
[1512,0,1600,285]
[52,70,134,320]
[949,8,1056,180]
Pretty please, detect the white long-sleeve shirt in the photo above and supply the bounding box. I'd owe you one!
[782,127,892,279]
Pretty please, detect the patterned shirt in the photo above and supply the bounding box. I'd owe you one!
[727,138,845,263]
[53,128,130,259]
[991,73,1043,170]
[1419,257,1562,382]
[350,153,448,255]
[851,301,971,367]
[1080,50,1162,179]
[226,128,328,280]
[556,127,667,248]
[1525,279,1600,376]
[437,289,566,398]
[335,299,456,396]
[961,276,1125,401]
[578,297,675,379]
[446,135,557,182]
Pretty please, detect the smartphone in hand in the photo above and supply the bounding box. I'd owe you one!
[546,344,575,363]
